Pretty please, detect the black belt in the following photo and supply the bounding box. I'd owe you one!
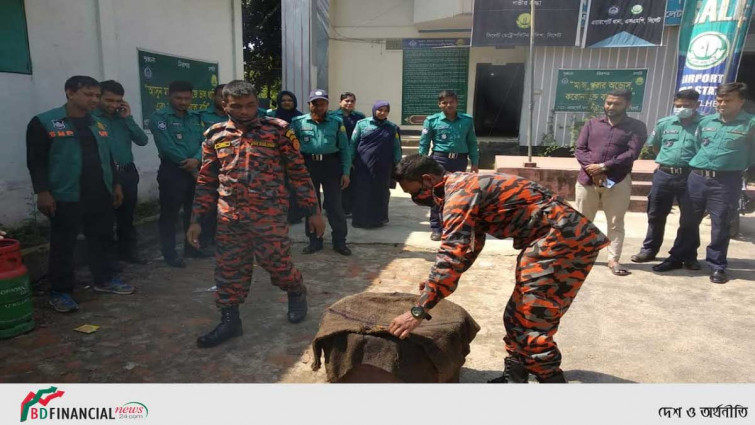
[432,151,467,159]
[658,166,689,175]
[302,152,339,161]
[692,169,741,178]
[116,162,136,172]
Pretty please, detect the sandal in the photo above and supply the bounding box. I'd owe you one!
[609,263,631,276]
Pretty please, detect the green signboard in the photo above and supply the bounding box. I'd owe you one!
[401,47,469,125]
[554,69,648,112]
[137,49,219,129]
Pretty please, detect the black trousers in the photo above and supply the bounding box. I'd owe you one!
[115,164,139,256]
[303,154,347,245]
[639,168,696,259]
[157,160,197,258]
[48,199,115,292]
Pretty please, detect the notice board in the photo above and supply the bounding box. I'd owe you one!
[137,49,219,129]
[554,69,647,112]
[401,44,469,125]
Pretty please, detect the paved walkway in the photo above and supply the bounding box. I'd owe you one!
[2,189,754,383]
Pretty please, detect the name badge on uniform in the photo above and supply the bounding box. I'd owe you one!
[663,129,679,134]
[176,133,183,140]
[702,127,716,132]
[729,130,747,135]
[214,141,231,150]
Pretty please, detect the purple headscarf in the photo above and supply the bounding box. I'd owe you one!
[372,100,390,121]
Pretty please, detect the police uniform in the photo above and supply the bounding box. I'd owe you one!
[149,105,205,262]
[418,111,479,233]
[291,103,352,251]
[199,106,228,127]
[671,111,755,278]
[332,108,366,215]
[635,114,701,261]
[191,116,318,307]
[26,106,120,294]
[93,109,148,261]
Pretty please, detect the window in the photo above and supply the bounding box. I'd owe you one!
[0,0,32,74]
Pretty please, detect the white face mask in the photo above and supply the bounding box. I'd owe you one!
[672,107,696,119]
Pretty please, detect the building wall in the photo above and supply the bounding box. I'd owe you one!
[0,0,243,225]
[524,26,681,147]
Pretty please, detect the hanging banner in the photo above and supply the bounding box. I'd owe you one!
[554,69,648,112]
[471,0,582,47]
[583,0,667,47]
[675,0,755,114]
[666,0,685,25]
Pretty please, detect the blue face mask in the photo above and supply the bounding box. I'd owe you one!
[673,107,696,119]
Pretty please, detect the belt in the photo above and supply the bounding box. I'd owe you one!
[658,166,689,175]
[692,169,741,178]
[432,151,467,159]
[303,152,338,161]
[116,162,136,172]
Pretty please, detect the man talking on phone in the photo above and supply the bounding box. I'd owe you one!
[574,89,646,277]
[95,80,149,264]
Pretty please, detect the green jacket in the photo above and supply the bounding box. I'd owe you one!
[646,114,702,168]
[291,114,352,175]
[36,106,116,202]
[93,109,148,165]
[148,105,205,164]
[689,111,755,171]
[419,112,479,166]
[199,106,228,129]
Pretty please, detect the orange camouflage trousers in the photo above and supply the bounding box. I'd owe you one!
[503,202,608,379]
[214,215,305,308]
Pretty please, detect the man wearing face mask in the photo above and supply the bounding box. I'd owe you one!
[291,89,353,256]
[631,90,702,269]
[388,154,609,383]
[658,83,755,284]
[187,80,325,348]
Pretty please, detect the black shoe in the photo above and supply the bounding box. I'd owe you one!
[537,371,567,383]
[197,306,243,348]
[287,290,308,323]
[430,230,442,241]
[344,211,352,218]
[488,357,529,383]
[710,269,728,284]
[653,259,683,272]
[630,251,656,263]
[164,256,186,268]
[333,244,352,256]
[302,240,323,254]
[684,259,701,270]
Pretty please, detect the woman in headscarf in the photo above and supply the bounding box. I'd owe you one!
[350,101,402,228]
[273,90,305,224]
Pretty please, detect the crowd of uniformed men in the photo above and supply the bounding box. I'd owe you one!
[17,73,753,383]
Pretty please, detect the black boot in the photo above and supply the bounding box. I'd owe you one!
[302,238,323,254]
[537,370,567,383]
[287,290,308,323]
[488,356,529,383]
[197,306,243,348]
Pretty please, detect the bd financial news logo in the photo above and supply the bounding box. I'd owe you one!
[20,387,149,422]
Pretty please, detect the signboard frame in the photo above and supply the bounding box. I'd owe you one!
[553,68,648,112]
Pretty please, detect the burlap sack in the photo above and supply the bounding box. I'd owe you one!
[312,292,480,383]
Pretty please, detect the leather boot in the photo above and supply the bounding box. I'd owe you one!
[488,356,529,383]
[287,290,308,323]
[537,370,567,383]
[197,306,242,348]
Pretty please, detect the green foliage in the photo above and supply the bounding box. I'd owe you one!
[639,145,657,160]
[243,0,282,102]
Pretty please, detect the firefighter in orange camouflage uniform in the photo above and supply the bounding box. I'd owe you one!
[388,154,609,383]
[188,80,325,348]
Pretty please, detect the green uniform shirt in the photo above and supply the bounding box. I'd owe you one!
[148,105,205,164]
[419,112,479,166]
[689,111,755,171]
[93,109,148,166]
[199,106,228,129]
[291,113,352,175]
[351,118,403,163]
[646,114,702,168]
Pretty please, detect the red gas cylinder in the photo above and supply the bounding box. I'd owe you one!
[0,239,35,339]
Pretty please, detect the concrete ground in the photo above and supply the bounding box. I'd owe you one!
[2,189,754,383]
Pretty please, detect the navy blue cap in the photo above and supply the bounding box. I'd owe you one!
[308,89,328,102]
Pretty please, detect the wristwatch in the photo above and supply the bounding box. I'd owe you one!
[599,163,608,172]
[410,306,432,321]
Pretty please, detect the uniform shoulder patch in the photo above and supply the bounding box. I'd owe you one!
[284,128,301,151]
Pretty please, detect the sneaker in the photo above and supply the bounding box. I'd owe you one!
[93,278,135,295]
[49,291,79,313]
[430,230,442,241]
